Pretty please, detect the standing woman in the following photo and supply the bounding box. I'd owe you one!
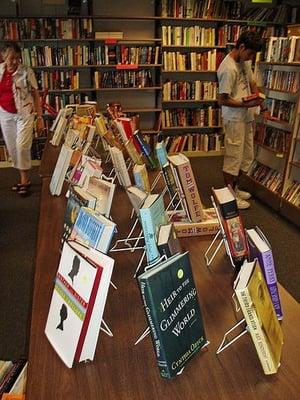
[0,42,44,196]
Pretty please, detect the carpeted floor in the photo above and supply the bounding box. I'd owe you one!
[0,167,41,361]
[0,157,299,361]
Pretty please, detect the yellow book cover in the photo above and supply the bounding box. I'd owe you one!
[234,260,284,375]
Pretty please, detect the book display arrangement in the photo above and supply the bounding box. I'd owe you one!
[2,1,300,398]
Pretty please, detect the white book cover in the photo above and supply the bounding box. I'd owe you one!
[49,144,74,196]
[45,241,114,368]
[109,146,131,188]
[87,176,116,218]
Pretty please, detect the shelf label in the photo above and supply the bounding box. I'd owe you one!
[104,39,118,44]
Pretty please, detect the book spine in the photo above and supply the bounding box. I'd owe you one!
[177,162,204,222]
[139,279,171,378]
[235,288,276,374]
[139,208,160,264]
[260,251,283,319]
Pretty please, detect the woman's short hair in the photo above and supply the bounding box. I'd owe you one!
[1,42,22,59]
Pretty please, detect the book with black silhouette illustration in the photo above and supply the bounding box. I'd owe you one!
[45,241,114,368]
[138,251,207,379]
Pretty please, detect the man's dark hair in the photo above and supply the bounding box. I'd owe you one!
[236,31,264,52]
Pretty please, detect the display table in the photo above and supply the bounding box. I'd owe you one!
[27,176,300,400]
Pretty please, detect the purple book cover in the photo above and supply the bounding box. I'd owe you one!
[247,227,283,320]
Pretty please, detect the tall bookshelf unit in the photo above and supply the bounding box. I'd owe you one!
[242,24,300,226]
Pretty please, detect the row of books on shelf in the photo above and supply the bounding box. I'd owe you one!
[0,359,27,399]
[96,45,161,66]
[94,69,154,89]
[162,26,219,47]
[263,68,300,94]
[162,80,217,101]
[36,71,80,91]
[162,107,221,128]
[264,36,300,63]
[21,45,91,68]
[164,133,222,154]
[248,161,283,194]
[160,0,241,19]
[255,124,290,154]
[283,180,300,207]
[0,18,93,40]
[163,49,224,72]
[45,93,91,112]
[218,25,286,46]
[265,98,296,125]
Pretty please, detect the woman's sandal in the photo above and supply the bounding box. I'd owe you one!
[12,181,31,192]
[18,185,30,197]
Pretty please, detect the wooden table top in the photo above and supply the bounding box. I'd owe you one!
[27,178,300,400]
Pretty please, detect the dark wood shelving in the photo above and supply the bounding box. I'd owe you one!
[162,99,218,104]
[254,141,287,157]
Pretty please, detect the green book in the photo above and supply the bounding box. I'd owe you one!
[138,251,207,379]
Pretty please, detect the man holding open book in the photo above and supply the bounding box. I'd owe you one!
[217,31,264,209]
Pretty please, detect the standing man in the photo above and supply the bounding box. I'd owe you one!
[217,31,264,209]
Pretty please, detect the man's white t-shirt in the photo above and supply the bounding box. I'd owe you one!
[217,54,255,122]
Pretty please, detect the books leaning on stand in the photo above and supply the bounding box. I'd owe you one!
[45,241,114,368]
[139,194,167,265]
[212,186,248,267]
[246,227,283,320]
[234,259,283,375]
[157,223,182,258]
[70,207,116,254]
[138,251,207,379]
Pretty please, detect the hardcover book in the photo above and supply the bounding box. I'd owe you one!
[168,153,205,222]
[133,163,151,194]
[246,227,283,320]
[49,144,74,196]
[212,186,248,265]
[234,259,283,375]
[45,241,114,368]
[126,186,148,217]
[139,194,167,264]
[70,207,116,254]
[62,185,96,244]
[109,146,131,188]
[138,251,207,379]
[87,177,116,218]
[157,223,182,258]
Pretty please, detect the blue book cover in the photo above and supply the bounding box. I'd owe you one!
[139,194,167,264]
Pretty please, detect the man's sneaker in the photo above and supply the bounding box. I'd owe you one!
[236,197,250,210]
[235,187,252,200]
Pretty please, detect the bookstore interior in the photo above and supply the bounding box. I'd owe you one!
[0,0,300,399]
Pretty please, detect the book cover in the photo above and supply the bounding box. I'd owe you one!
[49,144,74,196]
[139,194,167,264]
[168,154,205,222]
[109,146,132,188]
[133,130,156,170]
[157,223,182,258]
[62,186,96,244]
[70,207,116,254]
[126,186,148,217]
[212,186,248,264]
[234,259,283,375]
[133,163,151,194]
[45,241,114,368]
[242,92,266,102]
[170,208,219,238]
[246,227,283,320]
[87,177,116,218]
[138,252,207,379]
